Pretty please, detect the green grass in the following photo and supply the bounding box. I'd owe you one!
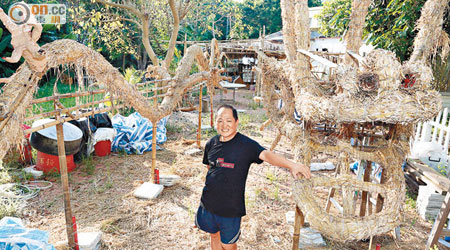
[405,190,417,209]
[30,81,105,116]
[238,113,252,130]
[202,128,218,138]
[265,170,277,183]
[248,100,261,110]
[80,155,95,175]
[166,124,183,134]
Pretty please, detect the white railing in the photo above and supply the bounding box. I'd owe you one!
[414,108,450,154]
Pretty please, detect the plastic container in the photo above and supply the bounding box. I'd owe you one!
[35,151,76,173]
[94,140,111,157]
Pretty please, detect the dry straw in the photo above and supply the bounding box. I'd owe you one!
[259,0,446,243]
[0,38,226,166]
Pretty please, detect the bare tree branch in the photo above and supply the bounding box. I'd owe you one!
[95,0,159,66]
[163,0,181,69]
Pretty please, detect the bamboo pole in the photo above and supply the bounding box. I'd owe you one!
[31,89,106,104]
[151,123,157,184]
[292,205,304,250]
[136,82,175,91]
[375,170,386,213]
[197,84,203,148]
[184,33,187,55]
[210,97,214,127]
[55,113,76,249]
[256,26,265,97]
[151,81,158,184]
[25,98,113,122]
[360,161,372,216]
[54,100,76,120]
[23,105,123,135]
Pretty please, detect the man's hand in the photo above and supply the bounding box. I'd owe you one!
[290,163,311,179]
[259,150,312,179]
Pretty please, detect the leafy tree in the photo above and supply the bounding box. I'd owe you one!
[308,0,322,7]
[182,0,245,41]
[316,0,450,61]
[240,0,282,39]
[316,0,351,37]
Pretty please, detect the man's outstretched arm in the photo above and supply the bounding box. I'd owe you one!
[259,150,311,179]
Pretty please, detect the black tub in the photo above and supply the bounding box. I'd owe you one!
[30,119,83,156]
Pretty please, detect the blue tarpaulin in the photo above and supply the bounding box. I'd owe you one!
[0,217,56,250]
[111,112,168,154]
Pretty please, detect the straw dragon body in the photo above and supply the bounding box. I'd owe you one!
[259,0,449,241]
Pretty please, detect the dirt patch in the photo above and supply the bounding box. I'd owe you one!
[18,89,436,249]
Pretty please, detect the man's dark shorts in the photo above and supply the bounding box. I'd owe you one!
[195,205,241,244]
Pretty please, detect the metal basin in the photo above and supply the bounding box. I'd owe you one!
[30,119,83,156]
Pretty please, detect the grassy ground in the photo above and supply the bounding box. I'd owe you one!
[0,89,439,249]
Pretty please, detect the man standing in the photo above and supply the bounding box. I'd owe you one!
[195,104,311,250]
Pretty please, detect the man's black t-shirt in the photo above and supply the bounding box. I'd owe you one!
[201,132,265,217]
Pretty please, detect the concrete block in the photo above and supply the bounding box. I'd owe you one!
[133,182,164,199]
[78,232,102,250]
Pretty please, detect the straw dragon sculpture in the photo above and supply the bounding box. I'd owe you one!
[259,0,449,241]
[0,5,227,165]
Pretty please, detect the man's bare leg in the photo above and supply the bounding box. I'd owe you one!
[221,242,237,250]
[210,232,222,250]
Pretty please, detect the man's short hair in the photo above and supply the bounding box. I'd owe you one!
[217,104,238,121]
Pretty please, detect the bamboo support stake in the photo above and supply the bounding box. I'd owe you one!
[184,33,187,55]
[135,78,174,87]
[54,100,76,120]
[360,161,372,216]
[210,96,214,127]
[325,163,340,212]
[197,84,203,148]
[23,105,123,135]
[292,205,304,250]
[376,170,386,213]
[56,116,76,249]
[151,81,158,184]
[31,89,106,104]
[151,123,157,184]
[26,98,113,122]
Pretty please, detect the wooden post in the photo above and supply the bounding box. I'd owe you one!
[151,121,157,184]
[325,163,340,212]
[151,81,158,184]
[292,205,304,250]
[56,119,76,249]
[256,26,265,97]
[210,97,214,127]
[197,84,203,148]
[360,161,372,216]
[376,169,386,213]
[426,189,450,249]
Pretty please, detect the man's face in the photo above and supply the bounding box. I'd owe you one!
[216,107,239,140]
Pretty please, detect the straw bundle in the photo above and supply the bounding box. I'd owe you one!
[344,0,372,55]
[409,0,450,63]
[293,125,407,241]
[259,0,447,243]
